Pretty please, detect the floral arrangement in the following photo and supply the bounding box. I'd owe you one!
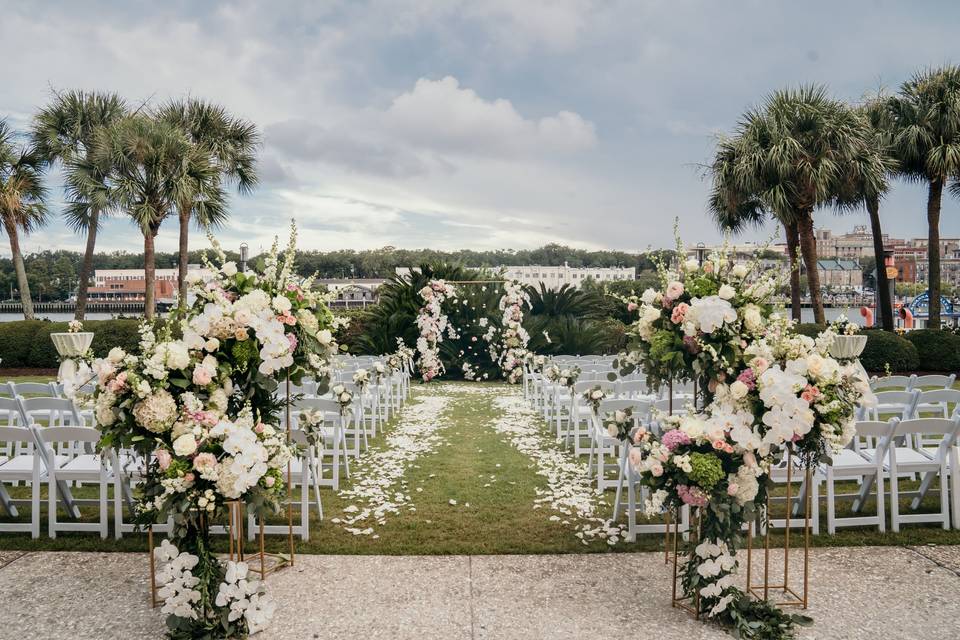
[414,280,457,381]
[828,313,860,336]
[68,319,84,333]
[604,406,636,441]
[351,368,370,394]
[370,362,388,385]
[91,222,336,639]
[619,240,781,398]
[582,385,607,414]
[330,383,354,416]
[544,364,580,389]
[526,354,547,373]
[494,281,531,384]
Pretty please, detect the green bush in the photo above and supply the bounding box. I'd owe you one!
[860,329,919,373]
[903,329,960,372]
[794,323,826,339]
[0,319,145,369]
[0,320,46,367]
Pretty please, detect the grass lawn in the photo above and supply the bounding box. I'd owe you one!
[0,377,959,555]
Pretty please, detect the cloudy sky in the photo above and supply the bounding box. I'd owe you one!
[2,0,960,257]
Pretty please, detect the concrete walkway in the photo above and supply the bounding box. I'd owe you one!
[0,546,958,639]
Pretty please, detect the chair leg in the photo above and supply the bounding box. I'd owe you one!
[48,471,57,539]
[890,468,900,533]
[877,470,886,532]
[826,468,836,535]
[940,464,950,530]
[100,473,108,539]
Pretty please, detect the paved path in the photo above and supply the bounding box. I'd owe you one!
[1,546,958,639]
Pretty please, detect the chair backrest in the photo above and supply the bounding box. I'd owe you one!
[572,380,618,395]
[892,416,960,461]
[870,375,916,391]
[872,390,920,418]
[13,381,57,397]
[0,424,35,460]
[291,397,342,414]
[18,397,85,428]
[616,380,652,397]
[653,397,689,415]
[851,419,896,455]
[0,396,23,424]
[913,374,957,389]
[0,382,14,397]
[916,388,960,408]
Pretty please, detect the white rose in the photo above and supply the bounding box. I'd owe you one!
[339,392,352,403]
[221,262,238,276]
[743,306,763,333]
[205,338,220,352]
[332,384,345,395]
[272,295,292,313]
[730,380,749,399]
[640,288,658,305]
[164,342,191,370]
[591,390,604,400]
[172,433,198,457]
[731,264,748,278]
[805,354,824,378]
[607,424,619,438]
[316,329,333,345]
[718,284,735,300]
[107,347,126,363]
[683,259,700,273]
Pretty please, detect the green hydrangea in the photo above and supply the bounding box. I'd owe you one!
[688,452,725,490]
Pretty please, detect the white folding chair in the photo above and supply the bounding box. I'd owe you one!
[11,381,59,397]
[888,416,960,532]
[913,388,960,420]
[867,390,920,422]
[290,397,351,491]
[0,425,42,537]
[869,375,916,392]
[913,374,957,390]
[113,451,173,539]
[249,428,322,541]
[825,420,896,534]
[34,425,115,538]
[570,380,617,456]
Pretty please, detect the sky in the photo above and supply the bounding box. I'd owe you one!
[2,0,960,258]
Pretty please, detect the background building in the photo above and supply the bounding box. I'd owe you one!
[396,264,635,290]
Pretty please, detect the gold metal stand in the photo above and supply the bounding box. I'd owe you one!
[148,526,158,608]
[671,508,701,617]
[227,499,289,578]
[746,453,810,608]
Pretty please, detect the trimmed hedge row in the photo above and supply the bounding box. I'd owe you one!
[0,319,143,369]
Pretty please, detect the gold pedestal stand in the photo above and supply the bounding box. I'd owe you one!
[746,453,810,609]
[670,509,701,617]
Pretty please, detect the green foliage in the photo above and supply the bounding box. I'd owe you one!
[903,329,960,372]
[794,323,826,338]
[860,329,919,373]
[0,320,46,367]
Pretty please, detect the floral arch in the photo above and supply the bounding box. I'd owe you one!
[415,278,531,382]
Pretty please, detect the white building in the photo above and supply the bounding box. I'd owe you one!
[396,264,636,290]
[93,264,210,287]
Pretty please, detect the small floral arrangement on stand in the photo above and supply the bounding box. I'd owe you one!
[68,319,84,333]
[582,385,607,414]
[90,222,337,639]
[604,406,636,441]
[351,368,370,394]
[544,364,581,390]
[331,383,354,416]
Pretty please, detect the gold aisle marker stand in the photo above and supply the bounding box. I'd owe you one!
[671,508,701,618]
[243,373,296,577]
[746,451,810,608]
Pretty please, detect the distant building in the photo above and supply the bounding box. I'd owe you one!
[816,259,862,290]
[317,279,386,307]
[396,264,636,290]
[89,265,210,304]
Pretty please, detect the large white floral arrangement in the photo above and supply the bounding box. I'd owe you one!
[414,279,457,381]
[620,242,780,397]
[92,223,337,639]
[494,281,531,384]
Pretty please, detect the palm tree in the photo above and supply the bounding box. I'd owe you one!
[31,90,127,320]
[709,86,882,324]
[0,120,48,319]
[887,65,960,329]
[833,97,898,330]
[157,99,259,306]
[85,114,223,319]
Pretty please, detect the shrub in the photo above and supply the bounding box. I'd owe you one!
[794,323,826,339]
[0,320,45,367]
[0,319,145,369]
[903,329,960,372]
[860,329,919,373]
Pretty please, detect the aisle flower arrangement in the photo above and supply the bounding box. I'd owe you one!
[494,281,531,384]
[92,223,337,639]
[414,279,457,381]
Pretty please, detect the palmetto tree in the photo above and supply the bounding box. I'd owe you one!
[157,99,259,305]
[84,114,223,319]
[709,86,883,324]
[887,65,960,329]
[31,90,127,320]
[0,120,48,319]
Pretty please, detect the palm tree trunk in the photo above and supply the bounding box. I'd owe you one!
[784,221,802,322]
[177,204,190,309]
[74,207,100,321]
[926,178,943,330]
[798,211,825,325]
[143,227,157,320]
[866,195,894,331]
[3,218,34,320]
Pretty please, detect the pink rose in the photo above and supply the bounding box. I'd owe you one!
[184,472,195,483]
[632,427,647,444]
[193,453,217,473]
[727,483,740,496]
[155,449,172,471]
[265,476,276,487]
[286,333,299,351]
[665,281,684,299]
[254,423,265,434]
[192,366,213,386]
[628,448,643,467]
[627,302,638,312]
[650,461,664,477]
[703,263,714,273]
[671,302,689,324]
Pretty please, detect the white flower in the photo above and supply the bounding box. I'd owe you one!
[729,380,749,399]
[718,284,735,300]
[640,288,658,305]
[683,258,700,273]
[221,262,238,276]
[731,263,748,278]
[107,347,126,363]
[272,295,292,313]
[316,329,333,345]
[742,305,763,333]
[172,433,198,457]
[685,295,737,334]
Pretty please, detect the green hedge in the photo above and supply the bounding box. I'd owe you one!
[0,319,143,369]
[903,329,960,373]
[860,329,920,373]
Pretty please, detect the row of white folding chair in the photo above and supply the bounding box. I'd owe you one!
[825,416,960,533]
[870,373,956,392]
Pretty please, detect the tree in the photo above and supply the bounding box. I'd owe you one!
[158,99,258,306]
[87,114,220,319]
[709,86,882,324]
[887,65,960,329]
[0,120,48,319]
[32,90,127,319]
